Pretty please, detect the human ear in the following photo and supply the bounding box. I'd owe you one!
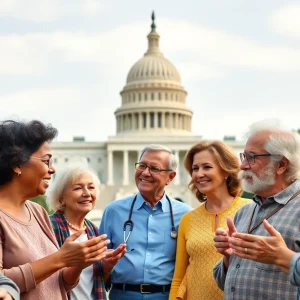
[165,171,176,185]
[277,157,289,175]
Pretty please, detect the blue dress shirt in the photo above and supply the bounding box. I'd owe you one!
[99,193,191,287]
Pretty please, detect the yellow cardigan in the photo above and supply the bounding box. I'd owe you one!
[169,197,251,300]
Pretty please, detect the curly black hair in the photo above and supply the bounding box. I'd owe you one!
[0,120,58,186]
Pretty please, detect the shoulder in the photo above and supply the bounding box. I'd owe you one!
[169,198,191,213]
[26,200,49,218]
[235,197,252,207]
[104,195,135,212]
[234,199,255,218]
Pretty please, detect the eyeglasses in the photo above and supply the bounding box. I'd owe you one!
[135,162,172,174]
[239,153,280,165]
[31,156,54,168]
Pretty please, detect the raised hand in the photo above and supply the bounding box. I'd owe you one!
[214,217,237,257]
[59,231,110,268]
[229,219,295,272]
[101,244,127,274]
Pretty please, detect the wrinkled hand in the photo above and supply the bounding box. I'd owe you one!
[101,244,127,273]
[59,231,110,268]
[214,217,237,257]
[229,219,294,270]
[0,288,13,300]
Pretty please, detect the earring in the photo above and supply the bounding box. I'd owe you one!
[17,171,21,177]
[225,176,228,180]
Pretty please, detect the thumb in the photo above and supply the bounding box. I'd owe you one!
[66,230,84,242]
[227,217,236,236]
[263,219,280,237]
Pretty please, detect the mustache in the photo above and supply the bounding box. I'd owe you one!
[238,170,253,180]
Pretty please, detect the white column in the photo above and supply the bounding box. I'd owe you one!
[123,150,129,185]
[174,150,180,185]
[107,150,114,185]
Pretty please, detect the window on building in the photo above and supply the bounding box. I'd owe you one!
[143,113,147,128]
[150,112,154,128]
[158,113,162,128]
[151,93,154,100]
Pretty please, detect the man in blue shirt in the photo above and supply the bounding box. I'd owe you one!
[99,144,191,300]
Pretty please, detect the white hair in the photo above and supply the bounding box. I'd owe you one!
[46,165,101,211]
[139,144,178,170]
[246,119,300,182]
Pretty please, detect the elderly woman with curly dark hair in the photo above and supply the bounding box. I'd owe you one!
[169,141,251,300]
[0,120,109,300]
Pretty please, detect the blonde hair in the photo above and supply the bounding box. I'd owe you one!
[184,141,242,202]
[46,165,101,211]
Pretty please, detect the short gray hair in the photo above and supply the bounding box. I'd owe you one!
[139,144,178,171]
[46,165,101,212]
[246,119,300,182]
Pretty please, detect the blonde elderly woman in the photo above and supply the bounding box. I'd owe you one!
[47,166,126,300]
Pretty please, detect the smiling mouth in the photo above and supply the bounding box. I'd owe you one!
[139,178,153,183]
[78,200,92,204]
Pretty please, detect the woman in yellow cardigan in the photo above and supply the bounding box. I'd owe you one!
[169,141,251,300]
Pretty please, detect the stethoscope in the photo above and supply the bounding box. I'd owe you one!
[123,194,177,251]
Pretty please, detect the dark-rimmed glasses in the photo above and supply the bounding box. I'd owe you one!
[31,156,54,168]
[239,153,280,165]
[135,162,172,174]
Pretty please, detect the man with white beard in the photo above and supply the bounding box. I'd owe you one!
[213,119,300,300]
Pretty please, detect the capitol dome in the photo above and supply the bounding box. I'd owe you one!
[115,12,193,137]
[126,42,181,85]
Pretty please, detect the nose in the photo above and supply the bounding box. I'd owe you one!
[82,187,91,196]
[49,166,55,174]
[240,159,250,170]
[141,166,151,175]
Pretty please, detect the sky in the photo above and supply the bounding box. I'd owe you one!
[1,0,300,142]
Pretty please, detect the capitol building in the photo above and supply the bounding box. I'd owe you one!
[51,14,244,219]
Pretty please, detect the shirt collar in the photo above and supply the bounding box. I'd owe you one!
[253,179,300,205]
[136,192,169,212]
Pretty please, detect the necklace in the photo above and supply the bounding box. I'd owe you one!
[64,215,86,231]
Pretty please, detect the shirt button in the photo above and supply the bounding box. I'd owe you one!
[147,252,150,256]
[146,269,148,272]
[231,287,235,292]
[149,215,152,218]
[149,232,152,235]
[236,264,240,269]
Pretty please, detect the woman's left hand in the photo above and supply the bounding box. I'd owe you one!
[101,243,127,273]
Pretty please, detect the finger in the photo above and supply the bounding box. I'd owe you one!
[215,228,228,236]
[231,232,258,242]
[227,217,236,236]
[83,234,108,247]
[66,230,86,241]
[263,219,281,237]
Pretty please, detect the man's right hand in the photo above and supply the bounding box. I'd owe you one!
[214,218,237,268]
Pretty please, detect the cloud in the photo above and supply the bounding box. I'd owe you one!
[0,0,104,22]
[269,4,300,39]
[2,18,300,79]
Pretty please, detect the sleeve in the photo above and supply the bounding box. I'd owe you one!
[0,273,20,300]
[289,253,300,286]
[213,259,227,291]
[0,226,36,293]
[169,213,190,300]
[99,207,113,249]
